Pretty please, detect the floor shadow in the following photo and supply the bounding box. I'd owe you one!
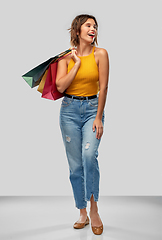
[2,224,70,240]
[2,223,91,240]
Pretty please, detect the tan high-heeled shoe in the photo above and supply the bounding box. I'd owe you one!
[73,216,89,229]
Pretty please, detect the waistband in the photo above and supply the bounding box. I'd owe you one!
[64,93,97,100]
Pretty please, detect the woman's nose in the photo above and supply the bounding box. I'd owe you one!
[90,26,96,32]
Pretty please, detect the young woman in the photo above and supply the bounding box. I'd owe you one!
[56,14,109,235]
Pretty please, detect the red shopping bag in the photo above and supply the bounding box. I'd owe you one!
[41,62,64,101]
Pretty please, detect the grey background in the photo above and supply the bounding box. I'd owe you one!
[0,0,161,196]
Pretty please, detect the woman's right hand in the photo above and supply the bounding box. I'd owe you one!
[71,48,81,66]
[56,48,81,93]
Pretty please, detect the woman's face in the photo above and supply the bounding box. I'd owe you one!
[79,18,97,45]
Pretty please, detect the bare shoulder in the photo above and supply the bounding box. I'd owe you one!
[94,47,108,58]
[58,52,72,66]
[94,47,109,66]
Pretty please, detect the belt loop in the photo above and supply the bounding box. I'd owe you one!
[86,96,88,102]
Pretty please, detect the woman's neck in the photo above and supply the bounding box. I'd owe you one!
[76,44,94,57]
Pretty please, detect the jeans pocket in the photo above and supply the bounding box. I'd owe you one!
[88,97,98,107]
[61,97,73,107]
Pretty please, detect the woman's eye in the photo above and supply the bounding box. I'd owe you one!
[86,24,97,30]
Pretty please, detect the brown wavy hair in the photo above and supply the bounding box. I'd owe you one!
[68,14,98,47]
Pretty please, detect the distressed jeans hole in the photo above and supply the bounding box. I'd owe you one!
[66,136,71,143]
[85,142,90,150]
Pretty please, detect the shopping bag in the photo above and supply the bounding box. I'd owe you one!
[41,61,64,101]
[37,69,48,93]
[22,49,71,88]
[38,50,72,101]
[22,57,55,88]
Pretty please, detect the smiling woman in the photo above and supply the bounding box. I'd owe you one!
[68,14,98,47]
[55,14,109,236]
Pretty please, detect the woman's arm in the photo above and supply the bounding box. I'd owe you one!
[56,50,81,93]
[93,48,109,139]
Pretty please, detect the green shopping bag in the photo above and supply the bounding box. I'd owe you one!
[22,49,71,88]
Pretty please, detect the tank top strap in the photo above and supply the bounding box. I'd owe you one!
[92,46,95,54]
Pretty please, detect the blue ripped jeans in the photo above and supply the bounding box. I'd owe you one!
[59,96,104,209]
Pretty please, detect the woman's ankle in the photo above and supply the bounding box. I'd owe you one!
[80,208,87,216]
[90,197,98,213]
[90,208,99,216]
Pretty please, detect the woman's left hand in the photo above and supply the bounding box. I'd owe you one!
[92,118,103,139]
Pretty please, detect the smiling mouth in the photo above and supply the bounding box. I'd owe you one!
[88,33,95,38]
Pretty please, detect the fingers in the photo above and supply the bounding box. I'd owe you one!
[70,47,77,55]
[92,122,95,132]
[70,49,81,65]
[70,47,76,50]
[93,123,103,140]
[70,47,78,60]
[96,126,103,139]
[72,49,77,57]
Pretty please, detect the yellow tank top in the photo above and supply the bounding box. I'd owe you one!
[65,47,99,96]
